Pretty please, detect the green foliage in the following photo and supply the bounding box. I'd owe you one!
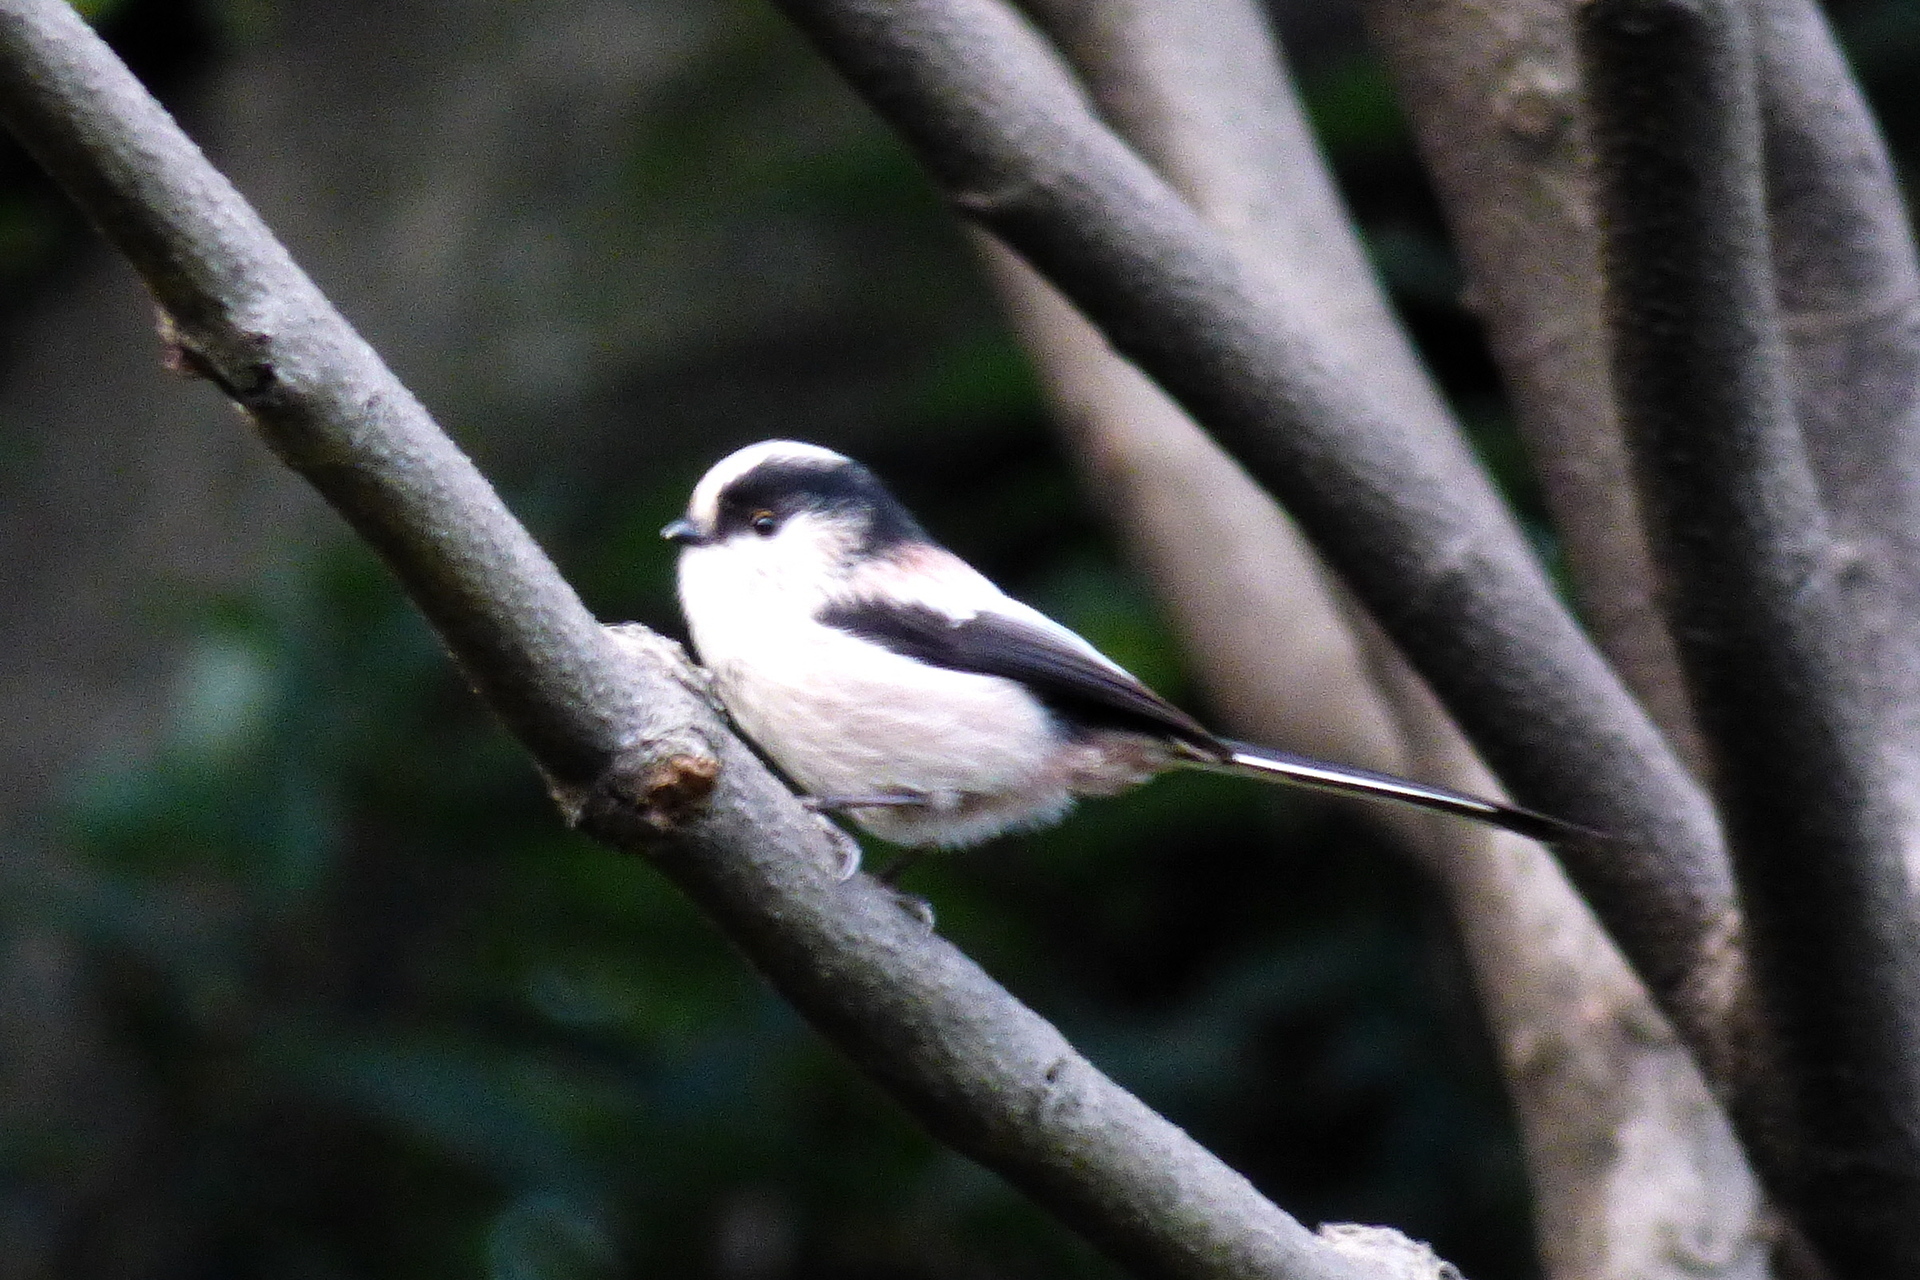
[1299,53,1410,161]
[68,0,131,20]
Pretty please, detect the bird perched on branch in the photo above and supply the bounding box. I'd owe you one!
[663,440,1574,848]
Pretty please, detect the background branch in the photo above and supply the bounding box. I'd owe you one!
[1753,0,1920,865]
[1578,0,1920,1272]
[1359,0,1707,781]
[984,0,1766,1272]
[988,245,1769,1280]
[983,243,1407,772]
[0,2,1421,1277]
[769,0,1755,1164]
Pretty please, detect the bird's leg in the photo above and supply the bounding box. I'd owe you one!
[873,848,937,929]
[888,887,936,932]
[811,817,863,881]
[799,793,928,813]
[795,791,935,916]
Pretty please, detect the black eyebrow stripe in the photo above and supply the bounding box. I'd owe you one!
[717,458,928,551]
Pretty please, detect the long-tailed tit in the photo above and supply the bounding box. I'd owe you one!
[663,440,1572,848]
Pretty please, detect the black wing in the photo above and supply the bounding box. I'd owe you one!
[818,597,1216,746]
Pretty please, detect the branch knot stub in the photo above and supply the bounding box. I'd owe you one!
[1494,60,1573,146]
[563,726,723,843]
[1034,1054,1090,1127]
[599,747,722,834]
[1316,1224,1463,1280]
[156,308,279,404]
[576,626,728,837]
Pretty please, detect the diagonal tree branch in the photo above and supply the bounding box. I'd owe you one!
[1000,0,1440,778]
[0,2,1426,1277]
[1578,0,1920,1273]
[766,0,1756,1156]
[983,242,1411,773]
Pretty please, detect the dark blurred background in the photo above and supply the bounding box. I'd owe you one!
[0,1,1912,1277]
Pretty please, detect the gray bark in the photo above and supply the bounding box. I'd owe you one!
[1360,0,1707,782]
[1579,0,1920,1272]
[1752,0,1920,865]
[987,1,1767,1274]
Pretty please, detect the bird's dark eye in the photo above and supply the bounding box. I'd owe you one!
[749,510,778,536]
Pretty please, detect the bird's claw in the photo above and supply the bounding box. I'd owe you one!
[889,888,936,932]
[801,792,928,813]
[813,816,863,881]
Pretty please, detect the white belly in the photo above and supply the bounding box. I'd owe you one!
[708,625,1051,793]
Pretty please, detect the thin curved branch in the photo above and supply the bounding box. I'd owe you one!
[768,0,1751,1137]
[0,3,1401,1278]
[1753,0,1920,860]
[1578,0,1920,1272]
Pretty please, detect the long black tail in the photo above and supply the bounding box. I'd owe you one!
[1192,739,1588,842]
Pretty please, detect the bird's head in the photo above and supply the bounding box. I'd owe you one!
[663,440,929,598]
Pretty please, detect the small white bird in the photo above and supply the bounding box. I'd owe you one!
[664,440,1572,848]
